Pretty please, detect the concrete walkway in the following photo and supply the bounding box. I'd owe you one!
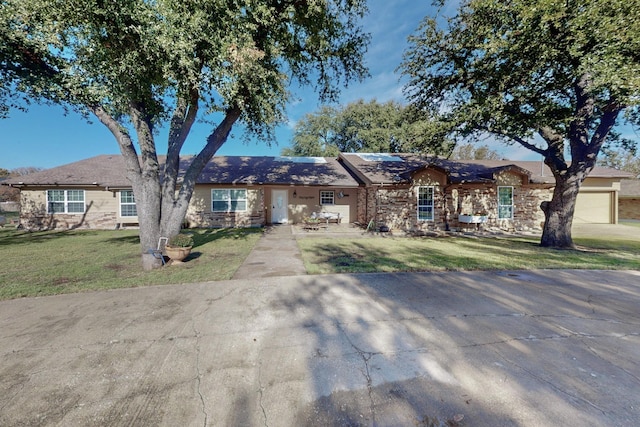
[233,223,370,279]
[1,270,639,426]
[233,225,307,279]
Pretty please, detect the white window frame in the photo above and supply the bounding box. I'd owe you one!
[417,186,434,221]
[212,189,247,212]
[498,186,514,219]
[119,190,137,217]
[47,189,85,214]
[320,190,335,205]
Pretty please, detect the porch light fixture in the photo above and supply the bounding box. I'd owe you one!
[293,190,297,198]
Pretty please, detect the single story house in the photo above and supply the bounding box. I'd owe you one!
[3,153,632,232]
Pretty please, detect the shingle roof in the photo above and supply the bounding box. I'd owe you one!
[192,156,360,186]
[4,153,631,189]
[620,179,640,197]
[2,155,132,187]
[3,155,361,188]
[339,153,632,185]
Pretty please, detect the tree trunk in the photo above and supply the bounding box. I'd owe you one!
[540,173,582,248]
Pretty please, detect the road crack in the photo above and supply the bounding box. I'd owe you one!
[257,362,269,427]
[336,322,381,425]
[192,320,208,427]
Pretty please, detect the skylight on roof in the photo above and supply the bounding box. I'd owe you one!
[274,156,327,164]
[356,153,403,162]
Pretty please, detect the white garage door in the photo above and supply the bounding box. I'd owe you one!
[574,192,612,223]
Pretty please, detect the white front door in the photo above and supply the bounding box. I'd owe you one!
[271,189,288,224]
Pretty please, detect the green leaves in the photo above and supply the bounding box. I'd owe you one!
[401,0,640,157]
[1,0,370,136]
[282,99,454,156]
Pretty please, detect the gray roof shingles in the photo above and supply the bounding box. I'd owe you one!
[4,153,632,189]
[5,155,361,188]
[339,153,632,185]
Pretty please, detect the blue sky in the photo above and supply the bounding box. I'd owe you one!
[1,0,540,171]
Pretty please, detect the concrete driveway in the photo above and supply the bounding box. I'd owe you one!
[1,269,639,426]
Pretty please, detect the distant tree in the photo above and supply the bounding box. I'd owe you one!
[598,147,640,178]
[10,166,42,176]
[0,166,42,201]
[1,0,369,268]
[450,143,501,160]
[401,0,640,248]
[283,99,453,156]
[281,106,341,157]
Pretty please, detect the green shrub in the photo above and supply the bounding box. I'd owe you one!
[168,233,194,247]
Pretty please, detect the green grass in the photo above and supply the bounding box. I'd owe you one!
[2,223,639,300]
[621,220,640,228]
[298,235,640,275]
[0,227,262,300]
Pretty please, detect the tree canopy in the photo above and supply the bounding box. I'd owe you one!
[1,0,369,267]
[450,143,501,160]
[282,99,453,156]
[401,0,640,247]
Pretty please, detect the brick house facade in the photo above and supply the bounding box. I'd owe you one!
[3,153,631,231]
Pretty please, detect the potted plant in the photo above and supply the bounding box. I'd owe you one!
[165,233,194,262]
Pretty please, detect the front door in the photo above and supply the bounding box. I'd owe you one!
[271,189,288,224]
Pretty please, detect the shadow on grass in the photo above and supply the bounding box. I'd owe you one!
[303,235,638,274]
[190,227,263,248]
[101,227,263,249]
[0,228,104,247]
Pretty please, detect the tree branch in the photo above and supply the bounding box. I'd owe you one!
[91,105,141,177]
[129,102,159,178]
[178,106,242,200]
[476,125,547,157]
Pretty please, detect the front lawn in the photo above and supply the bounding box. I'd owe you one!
[0,228,262,300]
[298,234,640,274]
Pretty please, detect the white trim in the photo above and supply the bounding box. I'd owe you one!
[211,188,248,212]
[498,186,514,219]
[417,186,434,221]
[46,189,85,214]
[320,190,335,205]
[119,190,137,217]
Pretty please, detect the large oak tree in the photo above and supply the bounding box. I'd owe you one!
[401,0,640,247]
[1,0,369,267]
[282,99,453,156]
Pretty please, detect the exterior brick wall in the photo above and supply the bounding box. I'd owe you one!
[185,211,264,228]
[365,183,550,233]
[20,212,118,230]
[619,198,640,220]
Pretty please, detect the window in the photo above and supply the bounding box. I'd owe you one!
[320,191,334,205]
[120,190,137,217]
[498,186,514,219]
[212,189,247,212]
[417,186,434,221]
[47,190,85,214]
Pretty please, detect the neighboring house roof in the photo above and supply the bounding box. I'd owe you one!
[620,179,640,198]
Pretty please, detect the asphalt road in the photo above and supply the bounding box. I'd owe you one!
[1,269,639,426]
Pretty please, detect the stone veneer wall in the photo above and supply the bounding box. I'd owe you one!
[619,198,640,220]
[20,212,118,230]
[374,186,444,231]
[355,188,377,225]
[369,184,550,232]
[185,211,264,228]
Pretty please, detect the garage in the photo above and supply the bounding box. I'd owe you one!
[574,191,613,223]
